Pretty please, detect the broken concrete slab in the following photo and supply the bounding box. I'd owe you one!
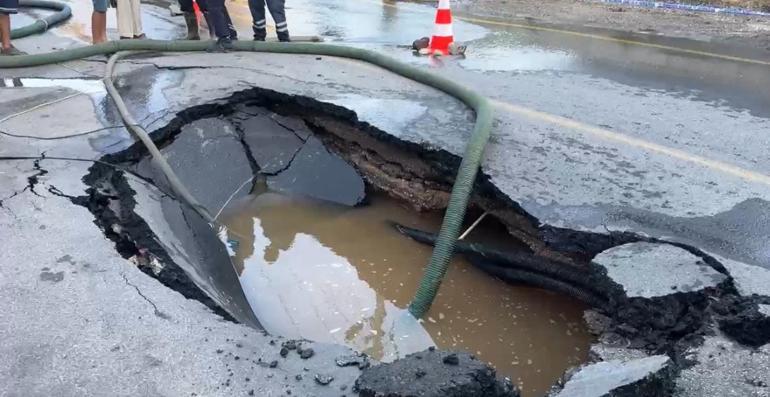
[593,242,727,298]
[550,355,675,397]
[127,175,260,328]
[237,114,305,175]
[267,135,366,206]
[589,344,649,363]
[134,117,255,215]
[355,348,519,397]
[713,253,770,297]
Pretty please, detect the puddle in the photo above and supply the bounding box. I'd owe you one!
[219,190,592,396]
[460,32,578,72]
[3,78,106,94]
[326,94,428,135]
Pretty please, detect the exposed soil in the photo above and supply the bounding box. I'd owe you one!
[449,0,770,53]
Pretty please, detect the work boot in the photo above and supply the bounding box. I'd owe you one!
[206,37,234,53]
[253,27,266,41]
[277,30,291,42]
[183,11,200,40]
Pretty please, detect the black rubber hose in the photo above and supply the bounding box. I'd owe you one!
[393,222,610,306]
[11,0,72,39]
[468,258,608,308]
[393,223,601,293]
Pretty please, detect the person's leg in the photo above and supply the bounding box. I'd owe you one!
[131,0,144,38]
[247,0,266,41]
[266,0,289,42]
[205,0,232,51]
[222,6,236,40]
[194,0,215,39]
[179,0,199,40]
[0,0,19,52]
[0,13,10,51]
[92,0,108,43]
[116,0,132,38]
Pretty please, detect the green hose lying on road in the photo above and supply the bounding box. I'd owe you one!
[0,40,494,319]
[11,0,72,40]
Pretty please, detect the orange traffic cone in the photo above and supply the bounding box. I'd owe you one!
[429,0,454,55]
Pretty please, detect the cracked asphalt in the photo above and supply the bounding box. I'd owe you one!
[2,0,770,396]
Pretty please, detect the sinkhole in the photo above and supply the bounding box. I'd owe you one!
[80,87,593,397]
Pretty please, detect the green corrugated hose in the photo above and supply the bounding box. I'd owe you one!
[11,0,71,40]
[0,38,494,319]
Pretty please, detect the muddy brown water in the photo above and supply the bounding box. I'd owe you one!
[219,190,591,396]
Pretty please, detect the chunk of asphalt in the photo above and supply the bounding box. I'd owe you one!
[335,353,370,369]
[146,117,254,214]
[354,349,519,397]
[711,253,770,297]
[549,355,674,397]
[442,353,459,365]
[239,115,306,175]
[592,242,726,298]
[267,136,366,207]
[282,340,298,350]
[314,374,334,385]
[299,348,315,360]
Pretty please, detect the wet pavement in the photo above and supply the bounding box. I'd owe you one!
[2,0,770,396]
[30,0,767,272]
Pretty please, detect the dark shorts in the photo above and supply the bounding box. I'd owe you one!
[93,0,108,13]
[0,0,19,15]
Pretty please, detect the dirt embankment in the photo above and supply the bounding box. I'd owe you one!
[449,0,770,52]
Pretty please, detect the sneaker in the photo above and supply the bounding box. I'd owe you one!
[0,46,27,56]
[206,37,234,53]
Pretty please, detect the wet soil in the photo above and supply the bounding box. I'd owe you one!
[220,190,592,397]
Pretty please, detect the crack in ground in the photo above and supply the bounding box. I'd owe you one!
[120,272,171,320]
[270,117,309,144]
[25,158,49,198]
[258,140,307,177]
[127,60,263,75]
[0,190,21,208]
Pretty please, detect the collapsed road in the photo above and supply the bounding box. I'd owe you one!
[2,50,769,396]
[2,0,770,396]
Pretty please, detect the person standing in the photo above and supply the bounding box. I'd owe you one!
[248,0,290,42]
[177,0,236,44]
[204,0,238,51]
[113,0,145,39]
[0,0,25,55]
[92,0,108,43]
